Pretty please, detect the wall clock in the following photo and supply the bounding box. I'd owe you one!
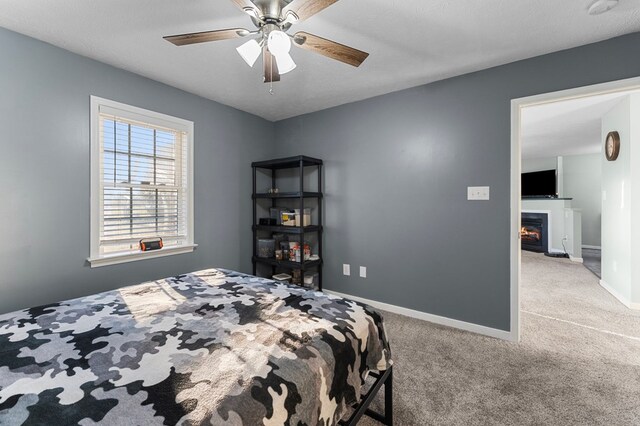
[605,131,620,161]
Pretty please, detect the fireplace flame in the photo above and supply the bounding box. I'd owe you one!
[521,226,541,241]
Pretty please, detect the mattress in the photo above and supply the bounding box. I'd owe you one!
[0,268,392,425]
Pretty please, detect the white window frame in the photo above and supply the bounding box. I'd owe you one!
[88,96,196,267]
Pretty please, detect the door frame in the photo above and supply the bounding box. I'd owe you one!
[509,76,640,342]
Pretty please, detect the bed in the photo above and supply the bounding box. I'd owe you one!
[0,268,392,425]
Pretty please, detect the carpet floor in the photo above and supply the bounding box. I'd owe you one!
[358,251,640,425]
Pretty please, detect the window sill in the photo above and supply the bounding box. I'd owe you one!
[87,244,197,268]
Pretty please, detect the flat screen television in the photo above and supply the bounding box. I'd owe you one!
[521,169,557,198]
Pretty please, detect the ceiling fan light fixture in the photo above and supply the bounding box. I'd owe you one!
[275,52,297,74]
[267,30,292,56]
[236,38,262,67]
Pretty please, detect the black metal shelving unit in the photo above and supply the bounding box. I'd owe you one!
[252,155,323,290]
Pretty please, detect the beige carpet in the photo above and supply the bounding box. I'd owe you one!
[358,251,640,425]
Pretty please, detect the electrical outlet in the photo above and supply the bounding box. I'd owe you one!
[467,186,490,200]
[359,266,367,278]
[343,264,350,276]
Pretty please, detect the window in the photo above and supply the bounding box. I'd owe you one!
[89,97,195,267]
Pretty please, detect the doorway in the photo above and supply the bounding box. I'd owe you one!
[510,76,640,341]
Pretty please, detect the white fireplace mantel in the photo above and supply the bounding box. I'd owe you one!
[522,199,582,262]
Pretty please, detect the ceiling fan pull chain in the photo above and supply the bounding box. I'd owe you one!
[269,55,275,95]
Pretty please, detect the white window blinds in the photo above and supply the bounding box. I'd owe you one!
[90,98,194,264]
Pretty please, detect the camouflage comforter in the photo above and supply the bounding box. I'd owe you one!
[0,268,392,425]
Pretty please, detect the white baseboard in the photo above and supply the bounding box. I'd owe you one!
[582,245,601,250]
[600,280,640,310]
[324,290,516,342]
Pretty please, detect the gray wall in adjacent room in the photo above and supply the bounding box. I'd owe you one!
[274,32,640,331]
[0,28,274,314]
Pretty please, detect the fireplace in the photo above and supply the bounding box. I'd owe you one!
[521,212,548,253]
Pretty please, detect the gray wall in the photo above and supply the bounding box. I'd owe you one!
[0,28,274,314]
[274,32,640,331]
[562,154,602,247]
[4,25,640,330]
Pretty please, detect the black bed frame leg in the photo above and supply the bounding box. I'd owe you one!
[340,366,393,426]
[385,367,393,425]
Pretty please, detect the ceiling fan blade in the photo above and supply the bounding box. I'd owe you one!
[263,46,280,83]
[164,28,250,46]
[281,0,339,22]
[292,31,369,67]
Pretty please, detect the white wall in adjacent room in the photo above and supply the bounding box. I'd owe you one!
[522,157,557,173]
[522,153,601,248]
[629,95,640,307]
[601,96,632,305]
[562,153,602,247]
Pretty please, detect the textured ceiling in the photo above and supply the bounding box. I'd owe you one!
[521,89,640,159]
[1,0,640,121]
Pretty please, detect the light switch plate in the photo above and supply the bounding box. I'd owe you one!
[468,186,490,200]
[343,264,350,276]
[359,266,366,278]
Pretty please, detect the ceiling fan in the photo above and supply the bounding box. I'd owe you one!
[163,0,369,83]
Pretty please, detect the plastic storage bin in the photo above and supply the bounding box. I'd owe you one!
[280,210,296,226]
[257,239,275,258]
[272,273,292,283]
[270,207,284,225]
[294,208,311,227]
[303,273,319,289]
